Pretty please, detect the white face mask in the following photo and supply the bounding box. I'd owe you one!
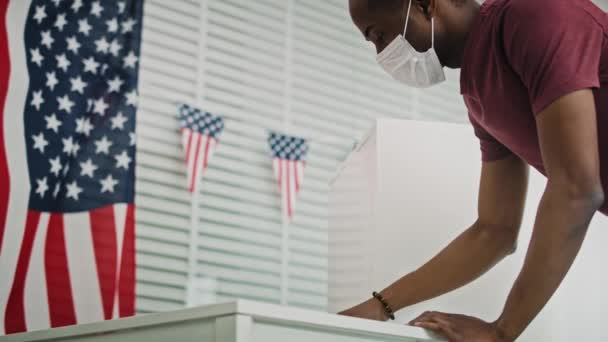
[376,0,446,88]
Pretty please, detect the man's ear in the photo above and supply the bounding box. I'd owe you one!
[415,0,436,19]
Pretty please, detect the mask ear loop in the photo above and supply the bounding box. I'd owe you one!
[431,17,435,48]
[403,0,413,37]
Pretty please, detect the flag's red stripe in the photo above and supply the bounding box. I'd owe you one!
[287,161,293,218]
[89,206,118,320]
[4,211,40,334]
[0,0,12,255]
[189,133,203,193]
[202,136,212,170]
[294,161,300,193]
[184,129,193,164]
[119,204,136,317]
[277,159,282,187]
[45,214,76,328]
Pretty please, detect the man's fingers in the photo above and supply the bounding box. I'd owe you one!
[409,310,440,325]
[414,321,441,331]
[414,319,461,340]
[410,311,451,324]
[410,312,462,340]
[430,316,460,338]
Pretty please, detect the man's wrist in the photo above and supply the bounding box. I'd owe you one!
[492,318,517,342]
[366,297,391,321]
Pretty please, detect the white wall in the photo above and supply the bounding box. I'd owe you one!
[330,119,608,341]
[594,0,608,9]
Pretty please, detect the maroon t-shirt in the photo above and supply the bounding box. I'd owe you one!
[460,0,608,214]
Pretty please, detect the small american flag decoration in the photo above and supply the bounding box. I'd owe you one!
[178,104,224,193]
[268,132,309,220]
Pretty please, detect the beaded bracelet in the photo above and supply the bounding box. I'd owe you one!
[372,291,395,320]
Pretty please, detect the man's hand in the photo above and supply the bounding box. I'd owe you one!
[410,311,508,342]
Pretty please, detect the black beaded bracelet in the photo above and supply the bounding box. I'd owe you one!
[372,291,395,320]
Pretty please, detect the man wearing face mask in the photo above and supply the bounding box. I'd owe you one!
[339,0,608,341]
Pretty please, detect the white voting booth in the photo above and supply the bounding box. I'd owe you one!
[329,119,608,341]
[2,300,440,342]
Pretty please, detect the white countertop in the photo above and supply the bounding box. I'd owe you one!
[1,300,442,341]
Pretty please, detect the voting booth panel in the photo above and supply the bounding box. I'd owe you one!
[1,300,442,342]
[329,119,608,342]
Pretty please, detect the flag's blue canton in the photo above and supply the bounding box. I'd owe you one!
[178,104,225,139]
[24,0,144,212]
[268,132,309,161]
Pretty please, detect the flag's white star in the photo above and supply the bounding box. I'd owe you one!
[62,163,70,176]
[106,18,119,33]
[90,1,104,17]
[35,177,49,198]
[66,181,83,201]
[95,136,112,154]
[107,76,123,93]
[111,112,128,130]
[100,174,118,193]
[83,56,99,74]
[45,71,58,91]
[56,53,70,72]
[95,37,110,54]
[78,18,92,36]
[66,36,81,54]
[123,51,138,69]
[31,90,44,110]
[100,63,109,76]
[32,132,48,153]
[71,0,83,12]
[54,13,67,31]
[71,142,80,156]
[45,113,62,133]
[51,0,62,7]
[118,2,126,14]
[49,156,62,176]
[41,30,54,49]
[30,48,44,66]
[125,90,138,107]
[75,117,93,136]
[57,95,74,113]
[129,132,136,146]
[62,137,74,155]
[122,18,136,33]
[62,136,80,156]
[93,97,108,115]
[79,159,98,178]
[33,6,47,24]
[109,39,122,57]
[70,76,87,94]
[53,182,61,197]
[114,150,131,170]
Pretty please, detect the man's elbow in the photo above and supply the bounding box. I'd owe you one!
[587,187,605,210]
[555,178,605,212]
[546,177,604,238]
[475,221,520,257]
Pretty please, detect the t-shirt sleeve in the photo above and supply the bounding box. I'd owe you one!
[502,0,604,114]
[469,113,513,162]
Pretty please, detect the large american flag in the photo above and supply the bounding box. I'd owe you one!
[268,132,309,220]
[178,104,224,193]
[0,0,143,334]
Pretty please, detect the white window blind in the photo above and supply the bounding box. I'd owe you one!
[134,0,468,314]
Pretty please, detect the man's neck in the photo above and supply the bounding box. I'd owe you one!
[447,1,481,69]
